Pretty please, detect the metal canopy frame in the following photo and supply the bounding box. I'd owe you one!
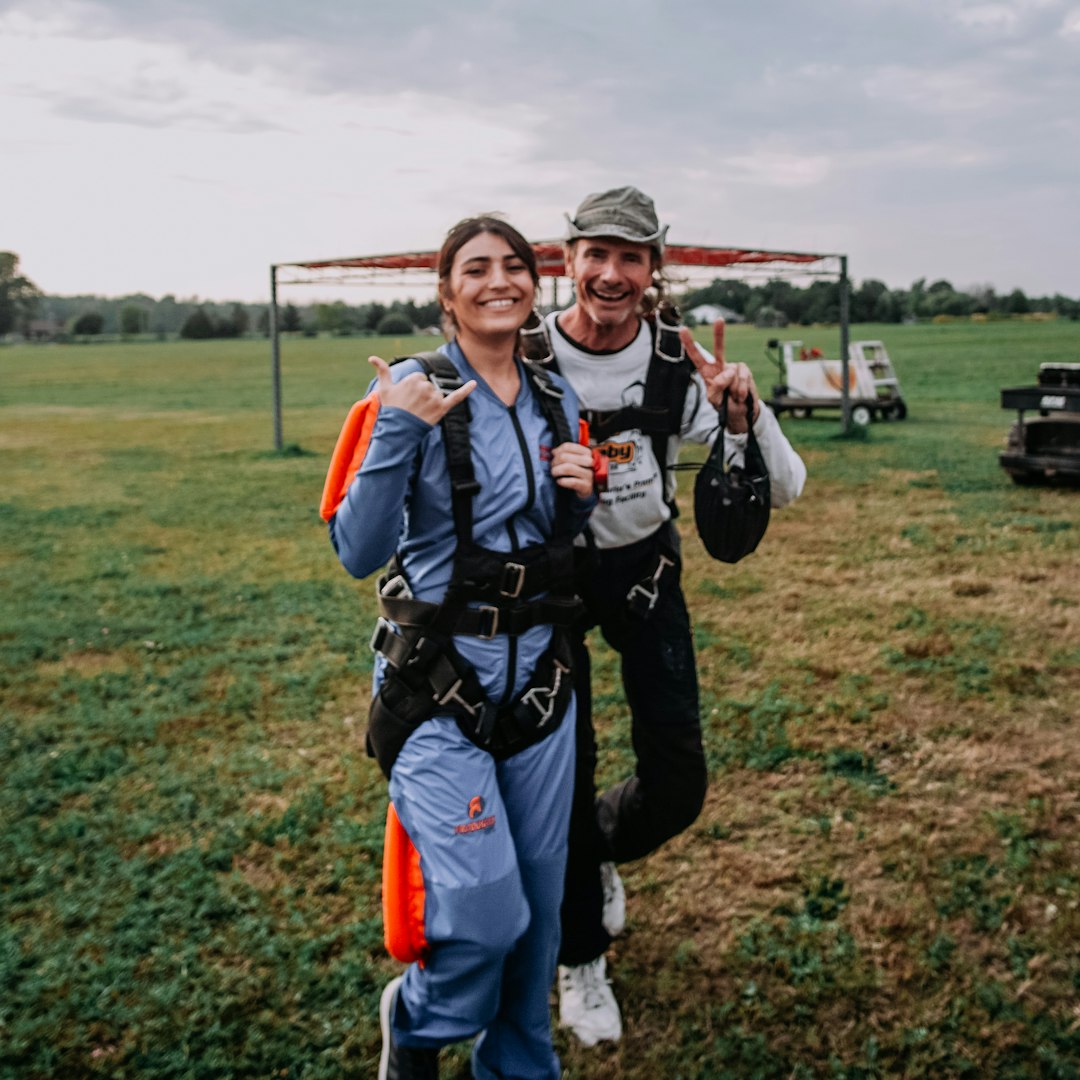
[268,242,851,449]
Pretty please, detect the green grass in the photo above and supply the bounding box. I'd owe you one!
[2,321,1079,1078]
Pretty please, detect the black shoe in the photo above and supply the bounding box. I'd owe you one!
[379,976,439,1080]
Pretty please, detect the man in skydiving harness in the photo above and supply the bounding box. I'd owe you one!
[523,187,808,1045]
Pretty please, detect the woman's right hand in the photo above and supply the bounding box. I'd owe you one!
[371,355,476,424]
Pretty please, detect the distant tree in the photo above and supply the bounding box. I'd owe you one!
[0,252,42,336]
[924,281,972,318]
[229,303,250,337]
[753,305,788,329]
[360,302,387,332]
[315,301,356,335]
[681,278,752,315]
[906,278,927,320]
[281,303,303,332]
[802,280,839,324]
[872,290,899,323]
[376,312,414,335]
[211,304,248,339]
[968,283,997,315]
[256,307,271,335]
[120,304,148,337]
[152,295,182,335]
[1051,294,1080,320]
[180,308,216,339]
[1005,288,1030,315]
[851,279,889,323]
[413,299,442,327]
[73,311,105,336]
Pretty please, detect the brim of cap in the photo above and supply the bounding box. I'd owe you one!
[564,214,668,248]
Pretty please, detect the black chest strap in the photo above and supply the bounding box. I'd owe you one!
[366,349,582,776]
[529,310,695,513]
[396,350,576,547]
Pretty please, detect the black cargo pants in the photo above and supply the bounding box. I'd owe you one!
[558,523,708,966]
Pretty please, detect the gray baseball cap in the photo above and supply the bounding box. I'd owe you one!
[564,186,668,253]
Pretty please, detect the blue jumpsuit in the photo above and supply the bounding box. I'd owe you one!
[330,341,593,1079]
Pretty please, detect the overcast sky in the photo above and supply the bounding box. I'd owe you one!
[3,0,1078,303]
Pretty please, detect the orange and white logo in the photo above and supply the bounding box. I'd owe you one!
[468,795,484,819]
[596,440,636,465]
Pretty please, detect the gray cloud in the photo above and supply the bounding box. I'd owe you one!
[9,0,1079,291]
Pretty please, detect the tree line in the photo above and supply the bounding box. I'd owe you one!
[3,249,1078,344]
[681,277,1080,326]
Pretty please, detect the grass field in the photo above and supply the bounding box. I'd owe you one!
[1,320,1078,1078]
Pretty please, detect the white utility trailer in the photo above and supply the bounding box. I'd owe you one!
[767,339,907,425]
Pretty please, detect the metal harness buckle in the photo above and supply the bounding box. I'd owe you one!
[379,573,413,600]
[476,605,499,639]
[433,678,478,718]
[369,617,395,657]
[428,371,463,396]
[626,554,675,614]
[520,659,570,728]
[501,562,526,599]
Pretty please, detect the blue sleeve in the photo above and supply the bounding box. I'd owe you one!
[569,491,597,535]
[329,405,433,579]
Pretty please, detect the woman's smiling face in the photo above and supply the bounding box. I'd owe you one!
[441,231,535,342]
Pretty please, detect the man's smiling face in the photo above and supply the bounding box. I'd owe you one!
[567,237,655,331]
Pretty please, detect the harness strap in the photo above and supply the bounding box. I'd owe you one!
[409,353,480,543]
[583,404,673,444]
[399,350,576,544]
[377,593,583,638]
[366,347,582,777]
[531,308,694,515]
[367,626,575,775]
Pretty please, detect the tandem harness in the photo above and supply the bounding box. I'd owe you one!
[522,306,693,619]
[366,351,583,778]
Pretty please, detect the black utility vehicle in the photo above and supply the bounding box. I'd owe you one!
[999,363,1080,485]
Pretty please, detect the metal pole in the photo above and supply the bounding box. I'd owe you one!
[839,255,851,433]
[270,265,283,451]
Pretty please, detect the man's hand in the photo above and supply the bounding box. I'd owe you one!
[550,441,596,498]
[679,327,760,435]
[371,355,476,424]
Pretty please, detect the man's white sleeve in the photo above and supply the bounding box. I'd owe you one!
[724,406,807,508]
[680,343,807,509]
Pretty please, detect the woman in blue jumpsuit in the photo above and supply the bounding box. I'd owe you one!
[328,216,596,1080]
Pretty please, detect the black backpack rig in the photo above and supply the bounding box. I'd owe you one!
[520,306,700,614]
[521,303,695,518]
[365,351,584,778]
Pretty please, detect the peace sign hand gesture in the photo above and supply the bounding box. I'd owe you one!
[678,327,761,435]
[370,355,477,425]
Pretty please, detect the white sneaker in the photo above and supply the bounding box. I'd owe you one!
[600,862,626,937]
[557,956,622,1046]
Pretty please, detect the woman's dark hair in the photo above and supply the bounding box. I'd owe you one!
[437,215,539,337]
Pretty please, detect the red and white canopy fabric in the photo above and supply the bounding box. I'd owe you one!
[280,242,833,280]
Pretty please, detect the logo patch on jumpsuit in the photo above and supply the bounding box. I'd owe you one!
[455,795,495,835]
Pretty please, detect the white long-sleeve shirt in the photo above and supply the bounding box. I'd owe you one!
[546,312,807,549]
